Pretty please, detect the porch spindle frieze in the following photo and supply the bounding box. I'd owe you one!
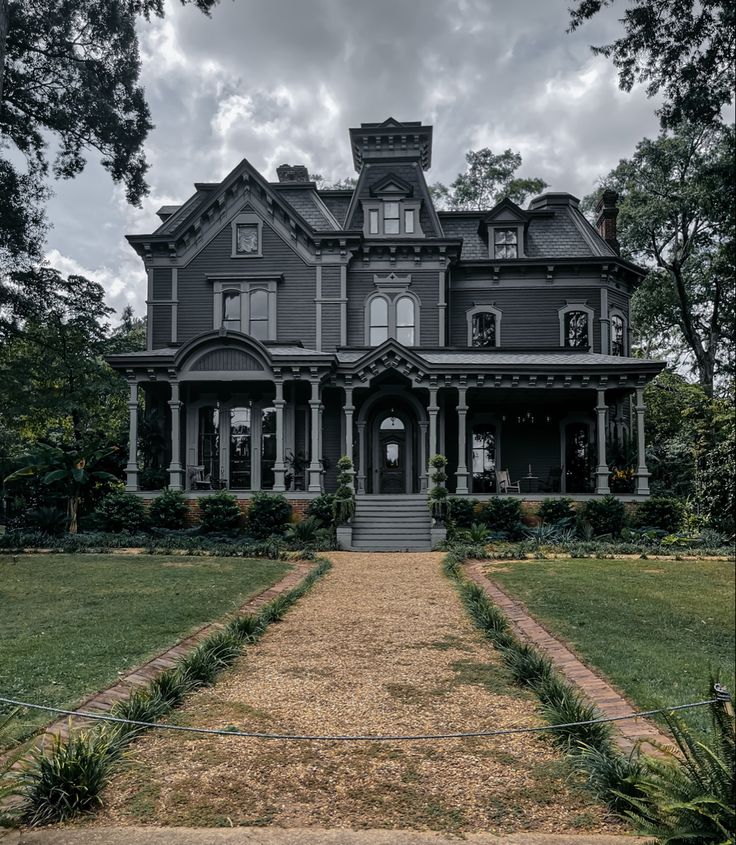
[125,379,140,492]
[167,380,184,490]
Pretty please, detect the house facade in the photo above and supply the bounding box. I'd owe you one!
[109,118,663,504]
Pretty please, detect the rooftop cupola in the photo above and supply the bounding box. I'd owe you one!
[349,118,433,172]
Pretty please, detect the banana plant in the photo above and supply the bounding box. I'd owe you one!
[4,442,119,534]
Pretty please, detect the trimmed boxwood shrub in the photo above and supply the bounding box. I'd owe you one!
[93,491,148,533]
[632,496,685,533]
[149,489,190,530]
[246,492,292,539]
[478,497,523,536]
[537,497,576,525]
[447,496,479,528]
[580,494,627,537]
[197,491,242,535]
[306,493,336,528]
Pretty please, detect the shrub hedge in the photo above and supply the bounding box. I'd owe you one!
[537,497,576,525]
[631,496,685,533]
[197,491,242,535]
[579,494,627,537]
[245,492,292,539]
[477,497,523,537]
[92,491,148,534]
[148,489,190,530]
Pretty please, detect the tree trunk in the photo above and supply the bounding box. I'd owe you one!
[68,494,79,534]
[0,0,8,106]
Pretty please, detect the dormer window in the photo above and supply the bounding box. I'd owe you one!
[369,209,379,235]
[384,202,400,234]
[362,174,423,238]
[493,228,518,259]
[404,209,415,233]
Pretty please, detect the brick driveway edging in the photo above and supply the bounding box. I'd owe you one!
[40,559,314,742]
[464,561,671,756]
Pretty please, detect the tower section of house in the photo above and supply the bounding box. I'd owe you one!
[109,118,662,504]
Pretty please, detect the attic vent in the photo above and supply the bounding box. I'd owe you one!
[276,164,310,183]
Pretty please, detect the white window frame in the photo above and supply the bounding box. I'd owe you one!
[212,278,278,341]
[364,290,422,346]
[361,200,423,238]
[231,212,263,258]
[489,225,524,259]
[558,302,594,350]
[466,305,502,347]
[609,309,628,356]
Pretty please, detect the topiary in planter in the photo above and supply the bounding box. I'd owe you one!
[93,491,148,533]
[197,491,242,535]
[333,456,356,525]
[427,454,449,522]
[149,489,190,530]
[245,492,292,539]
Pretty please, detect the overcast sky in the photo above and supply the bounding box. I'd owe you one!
[43,0,662,321]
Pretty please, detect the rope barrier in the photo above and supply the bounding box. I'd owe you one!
[0,694,719,743]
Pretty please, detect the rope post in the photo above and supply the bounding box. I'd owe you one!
[714,683,734,721]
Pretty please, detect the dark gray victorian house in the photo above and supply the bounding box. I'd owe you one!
[109,118,663,538]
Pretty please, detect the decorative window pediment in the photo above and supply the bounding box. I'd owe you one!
[484,198,528,259]
[365,276,421,346]
[467,305,502,347]
[369,173,414,198]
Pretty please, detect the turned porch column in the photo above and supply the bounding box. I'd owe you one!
[418,420,428,492]
[343,383,355,491]
[272,378,287,492]
[356,421,367,494]
[307,377,322,492]
[455,384,469,495]
[634,387,650,495]
[427,385,439,479]
[125,379,140,492]
[167,380,183,490]
[594,388,610,495]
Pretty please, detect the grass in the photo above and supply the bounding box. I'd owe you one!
[0,553,290,746]
[489,557,735,734]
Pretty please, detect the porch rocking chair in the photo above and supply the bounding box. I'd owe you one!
[188,465,213,490]
[496,469,521,494]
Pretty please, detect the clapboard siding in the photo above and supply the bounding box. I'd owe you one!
[152,268,172,299]
[321,302,342,352]
[347,269,439,346]
[151,305,171,349]
[321,266,341,297]
[177,209,316,347]
[449,285,602,349]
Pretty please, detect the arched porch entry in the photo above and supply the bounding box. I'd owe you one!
[355,387,428,495]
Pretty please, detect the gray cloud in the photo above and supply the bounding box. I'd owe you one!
[41,0,662,320]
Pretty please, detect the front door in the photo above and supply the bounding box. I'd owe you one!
[379,430,406,493]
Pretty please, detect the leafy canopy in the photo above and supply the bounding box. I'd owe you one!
[568,0,736,128]
[431,148,548,211]
[586,122,735,392]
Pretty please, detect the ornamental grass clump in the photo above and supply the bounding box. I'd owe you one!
[108,687,173,743]
[225,613,264,644]
[500,641,556,690]
[177,630,242,688]
[538,685,613,752]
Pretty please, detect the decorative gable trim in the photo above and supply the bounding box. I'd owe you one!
[369,173,414,198]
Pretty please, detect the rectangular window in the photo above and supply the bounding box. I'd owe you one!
[369,209,379,235]
[249,289,269,340]
[235,223,259,255]
[404,208,415,234]
[222,291,241,331]
[384,202,400,234]
[494,228,518,259]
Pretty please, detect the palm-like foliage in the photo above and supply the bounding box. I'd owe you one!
[619,697,735,844]
[4,442,118,533]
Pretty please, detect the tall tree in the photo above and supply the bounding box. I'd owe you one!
[431,148,548,211]
[568,0,736,127]
[588,122,735,393]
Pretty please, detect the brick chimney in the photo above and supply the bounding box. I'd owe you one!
[276,163,310,183]
[595,188,620,254]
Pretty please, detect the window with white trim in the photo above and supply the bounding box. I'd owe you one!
[222,290,241,331]
[366,291,420,346]
[362,200,423,237]
[249,289,269,340]
[610,313,626,356]
[212,278,278,340]
[493,228,518,259]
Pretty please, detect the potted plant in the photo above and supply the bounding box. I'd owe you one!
[427,454,448,546]
[333,455,355,549]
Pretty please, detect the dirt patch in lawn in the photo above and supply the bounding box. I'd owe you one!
[91,552,619,835]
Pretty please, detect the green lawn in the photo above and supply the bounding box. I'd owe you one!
[0,554,290,746]
[488,558,735,734]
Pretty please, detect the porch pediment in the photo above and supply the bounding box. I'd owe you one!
[343,339,428,384]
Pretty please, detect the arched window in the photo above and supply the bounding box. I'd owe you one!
[222,291,240,331]
[249,289,269,340]
[395,296,415,346]
[565,310,589,348]
[611,313,625,356]
[472,312,496,347]
[380,414,405,431]
[369,296,389,345]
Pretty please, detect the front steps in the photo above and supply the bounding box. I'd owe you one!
[350,494,432,551]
